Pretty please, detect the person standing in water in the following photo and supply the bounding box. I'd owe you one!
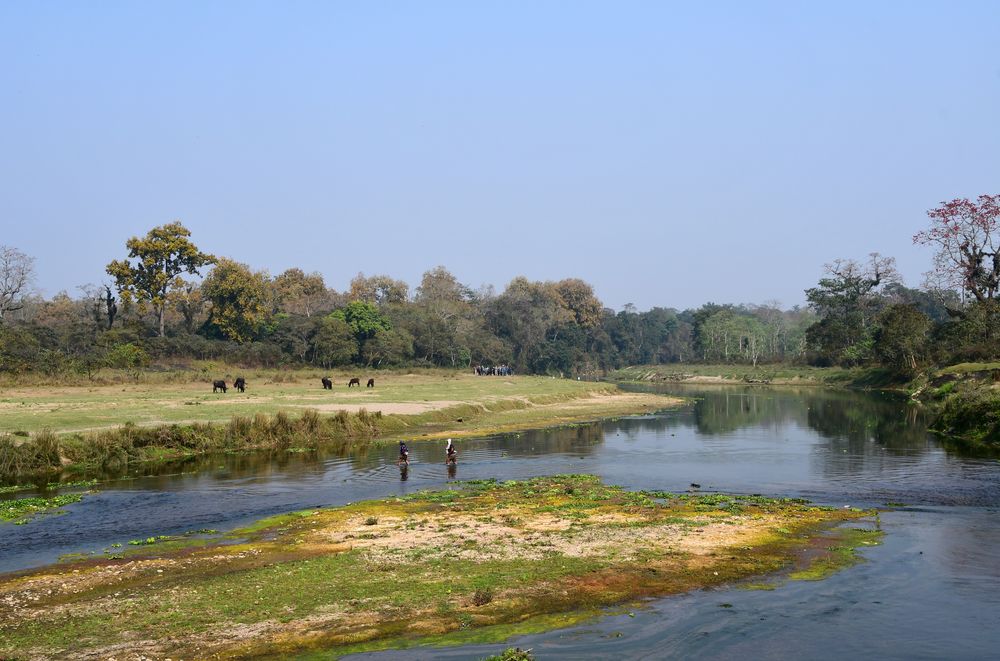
[398,440,409,466]
[445,438,457,465]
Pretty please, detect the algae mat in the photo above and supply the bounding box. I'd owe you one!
[0,476,878,659]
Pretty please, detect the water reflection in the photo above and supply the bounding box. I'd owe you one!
[621,383,936,451]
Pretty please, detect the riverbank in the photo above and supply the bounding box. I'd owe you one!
[610,364,906,389]
[0,475,879,659]
[914,363,1000,449]
[612,363,1000,450]
[0,375,680,483]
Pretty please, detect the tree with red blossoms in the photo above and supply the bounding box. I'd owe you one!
[913,195,1000,303]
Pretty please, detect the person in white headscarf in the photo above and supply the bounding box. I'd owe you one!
[445,438,457,464]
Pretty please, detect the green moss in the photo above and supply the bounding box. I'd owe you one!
[788,527,883,581]
[0,492,85,523]
[0,476,875,659]
[296,615,573,659]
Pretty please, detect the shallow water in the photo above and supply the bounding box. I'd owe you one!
[3,385,999,659]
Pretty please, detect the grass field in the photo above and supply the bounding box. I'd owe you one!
[0,372,671,435]
[0,371,681,481]
[0,475,879,659]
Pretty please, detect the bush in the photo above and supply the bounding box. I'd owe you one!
[932,386,1000,444]
[471,587,494,606]
[0,408,383,482]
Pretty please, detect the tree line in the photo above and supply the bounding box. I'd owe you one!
[1,195,997,378]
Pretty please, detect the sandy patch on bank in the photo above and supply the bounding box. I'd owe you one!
[545,391,678,409]
[320,508,777,565]
[291,401,463,415]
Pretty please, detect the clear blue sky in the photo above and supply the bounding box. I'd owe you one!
[2,1,999,310]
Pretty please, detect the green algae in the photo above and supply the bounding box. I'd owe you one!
[788,527,883,581]
[0,475,877,660]
[0,492,85,524]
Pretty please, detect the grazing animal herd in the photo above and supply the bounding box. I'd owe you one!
[212,376,376,393]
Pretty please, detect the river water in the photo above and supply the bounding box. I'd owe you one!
[3,385,999,659]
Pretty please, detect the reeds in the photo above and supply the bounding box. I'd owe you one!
[0,408,383,483]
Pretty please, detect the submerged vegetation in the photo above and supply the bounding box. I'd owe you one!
[0,475,877,659]
[0,492,86,524]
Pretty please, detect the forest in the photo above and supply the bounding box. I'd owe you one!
[1,195,998,379]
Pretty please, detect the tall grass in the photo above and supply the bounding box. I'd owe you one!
[0,408,382,483]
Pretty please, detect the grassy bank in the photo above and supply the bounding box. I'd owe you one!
[0,375,680,483]
[0,475,879,660]
[915,363,1000,449]
[611,364,908,389]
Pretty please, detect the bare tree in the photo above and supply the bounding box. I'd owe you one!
[914,195,1000,303]
[0,245,35,320]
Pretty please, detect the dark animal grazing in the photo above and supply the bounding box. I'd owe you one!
[233,377,246,393]
[367,378,375,388]
[321,377,333,390]
[212,380,227,393]
[348,377,361,388]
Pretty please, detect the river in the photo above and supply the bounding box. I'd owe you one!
[2,385,999,659]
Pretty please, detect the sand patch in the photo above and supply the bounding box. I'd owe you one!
[292,401,463,415]
[318,507,777,565]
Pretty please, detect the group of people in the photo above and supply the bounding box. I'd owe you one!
[474,364,513,376]
[397,438,457,467]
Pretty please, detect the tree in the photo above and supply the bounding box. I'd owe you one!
[0,245,35,321]
[411,267,477,366]
[415,266,469,304]
[692,303,734,360]
[102,285,118,330]
[488,277,574,372]
[873,304,931,372]
[104,342,149,381]
[914,195,1000,304]
[930,300,1000,364]
[311,315,358,367]
[273,268,329,317]
[168,280,204,334]
[698,309,769,365]
[553,279,603,328]
[201,259,272,343]
[331,300,391,342]
[362,328,414,367]
[348,273,409,306]
[805,254,898,366]
[106,222,215,336]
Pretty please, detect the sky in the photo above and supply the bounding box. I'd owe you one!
[2,1,999,311]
